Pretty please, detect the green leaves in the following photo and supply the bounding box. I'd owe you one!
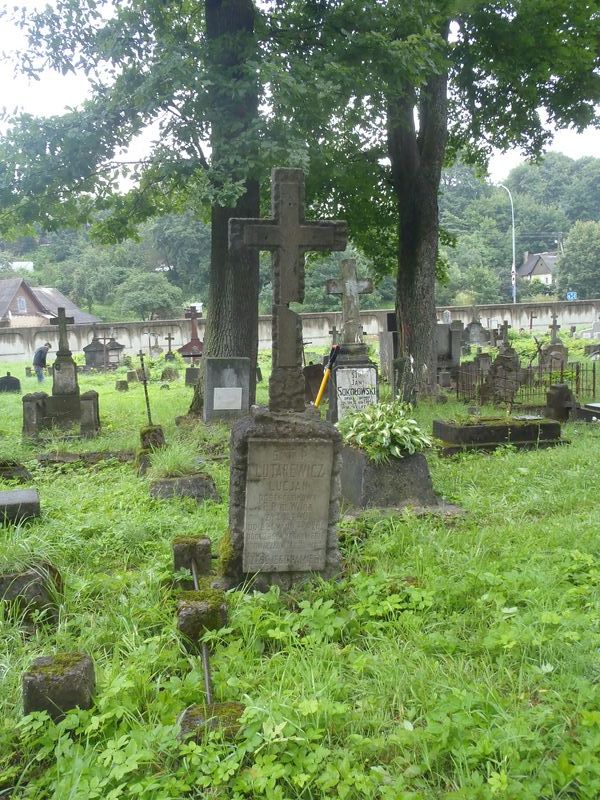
[337,401,432,462]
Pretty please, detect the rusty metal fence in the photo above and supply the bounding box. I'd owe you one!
[456,361,598,407]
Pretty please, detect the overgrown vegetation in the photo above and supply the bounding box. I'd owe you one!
[2,364,600,797]
[338,402,432,462]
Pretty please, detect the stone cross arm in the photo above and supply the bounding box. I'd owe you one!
[326,276,373,296]
[230,217,347,253]
[50,307,75,353]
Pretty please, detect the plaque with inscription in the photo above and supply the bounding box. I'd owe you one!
[243,438,333,573]
[213,387,243,410]
[336,366,377,419]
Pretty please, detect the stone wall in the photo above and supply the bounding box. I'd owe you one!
[1,299,599,362]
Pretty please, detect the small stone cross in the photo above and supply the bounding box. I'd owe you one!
[329,324,339,345]
[499,320,511,347]
[326,259,373,344]
[165,332,175,355]
[49,307,74,355]
[549,313,561,344]
[230,168,347,411]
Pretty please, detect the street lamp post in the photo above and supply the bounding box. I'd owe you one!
[499,183,517,304]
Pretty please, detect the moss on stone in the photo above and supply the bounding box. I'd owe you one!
[172,536,202,547]
[178,701,244,740]
[217,531,234,577]
[32,652,87,676]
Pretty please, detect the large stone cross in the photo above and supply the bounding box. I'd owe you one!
[50,307,74,355]
[549,312,561,344]
[326,259,372,344]
[230,168,347,411]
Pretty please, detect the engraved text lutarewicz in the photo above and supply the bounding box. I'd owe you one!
[243,438,333,572]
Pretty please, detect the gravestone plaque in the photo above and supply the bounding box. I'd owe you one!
[335,366,378,418]
[214,387,243,410]
[185,367,201,386]
[204,357,250,422]
[243,438,333,573]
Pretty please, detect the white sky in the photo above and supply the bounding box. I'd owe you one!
[0,3,598,184]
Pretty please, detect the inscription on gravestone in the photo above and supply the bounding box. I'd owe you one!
[335,366,377,417]
[243,439,333,573]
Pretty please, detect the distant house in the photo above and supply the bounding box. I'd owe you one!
[517,251,558,286]
[0,277,100,328]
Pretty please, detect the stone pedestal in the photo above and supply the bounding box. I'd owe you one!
[327,343,378,423]
[225,407,342,590]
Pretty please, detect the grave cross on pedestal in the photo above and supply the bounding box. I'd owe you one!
[49,307,74,355]
[549,313,561,344]
[499,320,511,348]
[326,258,373,344]
[98,331,111,370]
[329,324,339,346]
[230,168,347,411]
[165,332,175,355]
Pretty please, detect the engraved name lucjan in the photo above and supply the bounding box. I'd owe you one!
[243,438,333,573]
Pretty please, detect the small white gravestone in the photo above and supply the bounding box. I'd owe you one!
[335,366,378,419]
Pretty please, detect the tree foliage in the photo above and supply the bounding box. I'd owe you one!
[557,221,600,299]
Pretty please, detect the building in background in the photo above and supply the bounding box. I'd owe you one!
[517,251,558,286]
[0,277,99,328]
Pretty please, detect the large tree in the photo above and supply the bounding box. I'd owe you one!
[266,0,600,397]
[0,0,261,403]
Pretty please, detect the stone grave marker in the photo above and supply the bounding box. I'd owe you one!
[0,372,21,393]
[22,308,100,438]
[164,331,177,361]
[225,167,347,590]
[203,357,251,422]
[0,489,41,525]
[540,313,569,371]
[179,306,204,387]
[325,259,378,421]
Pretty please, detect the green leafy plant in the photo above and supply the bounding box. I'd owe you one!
[337,402,432,462]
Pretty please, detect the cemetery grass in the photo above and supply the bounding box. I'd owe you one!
[1,366,600,798]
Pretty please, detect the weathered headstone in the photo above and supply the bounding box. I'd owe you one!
[441,309,452,324]
[303,362,325,403]
[225,167,346,590]
[0,372,21,393]
[540,313,568,371]
[325,259,378,421]
[203,358,250,422]
[185,367,201,387]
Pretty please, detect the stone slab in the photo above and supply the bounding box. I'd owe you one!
[185,367,201,387]
[150,475,220,504]
[0,489,41,525]
[243,438,334,573]
[433,418,562,445]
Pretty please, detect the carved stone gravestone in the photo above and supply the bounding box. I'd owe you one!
[203,357,251,422]
[0,372,21,393]
[540,313,568,372]
[225,167,347,590]
[325,259,378,422]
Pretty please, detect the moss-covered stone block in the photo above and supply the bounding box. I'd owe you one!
[172,537,212,588]
[140,425,166,450]
[177,701,244,741]
[22,652,95,721]
[176,582,227,650]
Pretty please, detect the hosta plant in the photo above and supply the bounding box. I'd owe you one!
[337,401,432,463]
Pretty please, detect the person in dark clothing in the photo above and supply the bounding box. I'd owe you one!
[32,342,51,382]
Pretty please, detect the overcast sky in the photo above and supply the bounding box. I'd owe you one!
[1,4,598,184]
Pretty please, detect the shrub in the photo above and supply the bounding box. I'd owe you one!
[337,401,432,463]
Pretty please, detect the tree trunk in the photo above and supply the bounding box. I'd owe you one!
[387,67,448,402]
[189,0,260,415]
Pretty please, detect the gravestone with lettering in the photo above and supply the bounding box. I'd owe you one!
[0,372,21,394]
[22,308,100,438]
[203,357,251,422]
[325,259,378,422]
[225,167,347,590]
